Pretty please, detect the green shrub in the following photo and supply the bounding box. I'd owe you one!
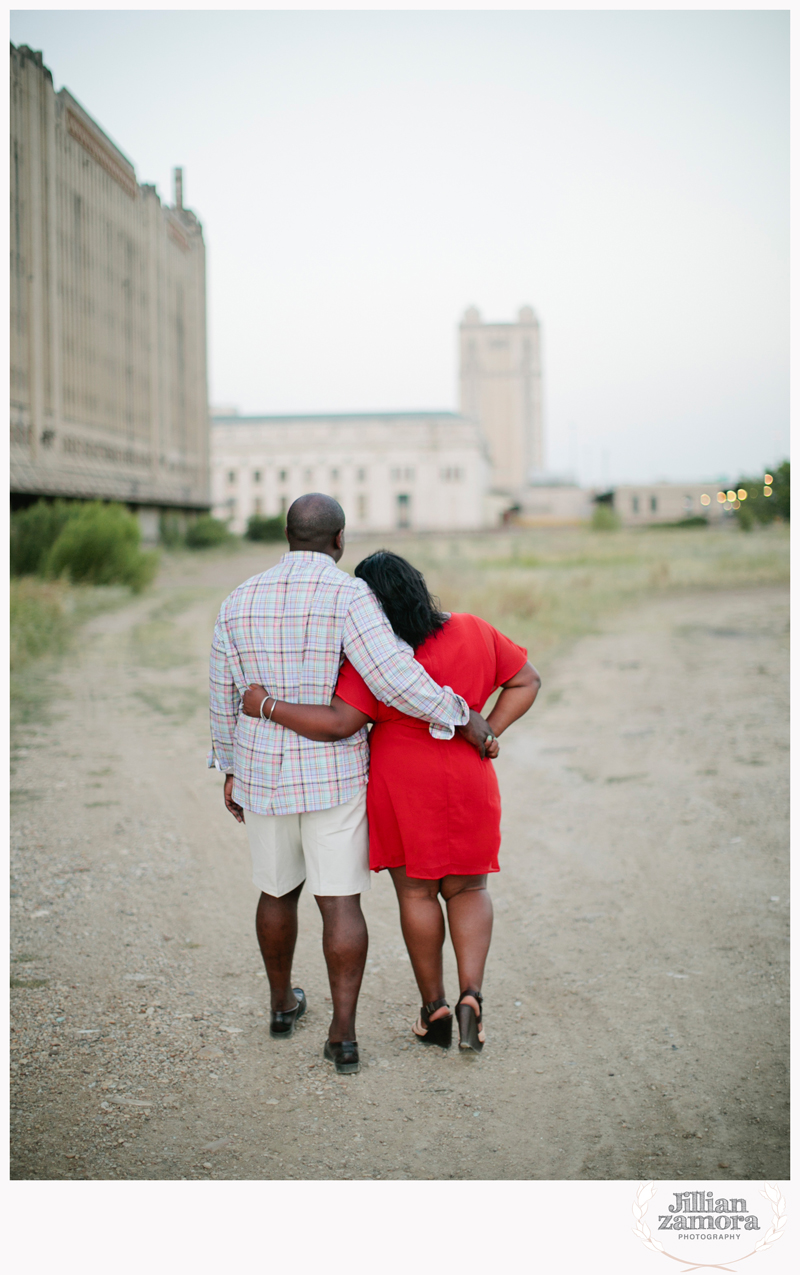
[646,515,708,529]
[185,515,231,549]
[591,504,621,531]
[245,514,285,542]
[46,502,158,591]
[734,460,789,527]
[10,500,73,576]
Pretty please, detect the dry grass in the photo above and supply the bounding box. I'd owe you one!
[340,523,789,670]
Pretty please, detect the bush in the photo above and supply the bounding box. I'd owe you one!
[645,515,708,529]
[185,514,231,549]
[46,502,158,591]
[245,514,285,542]
[734,460,789,528]
[10,500,74,576]
[591,504,621,531]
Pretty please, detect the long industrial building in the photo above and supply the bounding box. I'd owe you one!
[10,44,210,532]
[211,411,491,533]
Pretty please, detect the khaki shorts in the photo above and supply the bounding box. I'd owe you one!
[244,786,370,898]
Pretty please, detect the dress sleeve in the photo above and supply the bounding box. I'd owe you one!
[492,626,529,687]
[335,657,381,718]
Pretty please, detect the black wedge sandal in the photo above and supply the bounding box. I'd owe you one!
[455,989,484,1053]
[412,998,452,1049]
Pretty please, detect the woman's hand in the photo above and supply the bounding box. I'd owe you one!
[242,683,270,718]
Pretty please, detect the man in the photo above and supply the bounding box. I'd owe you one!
[209,493,492,1074]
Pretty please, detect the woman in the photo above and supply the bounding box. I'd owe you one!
[242,551,540,1052]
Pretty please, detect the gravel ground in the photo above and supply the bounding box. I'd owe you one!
[9,548,789,1180]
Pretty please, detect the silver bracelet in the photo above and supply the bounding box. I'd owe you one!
[259,696,270,720]
[268,698,278,722]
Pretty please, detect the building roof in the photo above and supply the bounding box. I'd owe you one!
[211,410,468,424]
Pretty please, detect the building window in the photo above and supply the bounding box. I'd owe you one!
[227,470,236,484]
[684,495,693,512]
[253,498,262,516]
[253,470,262,483]
[632,496,639,514]
[304,467,313,484]
[279,496,288,515]
[226,498,236,517]
[330,468,339,480]
[278,469,288,483]
[357,494,368,521]
[397,493,410,529]
[392,466,415,482]
[391,467,401,481]
[357,468,367,483]
[650,496,658,513]
[441,467,463,482]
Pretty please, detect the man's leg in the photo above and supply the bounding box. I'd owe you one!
[315,894,368,1041]
[256,881,304,1012]
[302,789,371,1043]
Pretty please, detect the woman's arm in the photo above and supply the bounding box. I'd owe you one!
[485,661,541,738]
[241,684,371,742]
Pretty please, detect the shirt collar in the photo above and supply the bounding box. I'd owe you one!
[282,550,340,569]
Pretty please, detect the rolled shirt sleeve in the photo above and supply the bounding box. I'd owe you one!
[342,589,469,738]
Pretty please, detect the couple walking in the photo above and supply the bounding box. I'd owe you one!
[209,494,539,1073]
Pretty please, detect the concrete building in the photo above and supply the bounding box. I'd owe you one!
[210,411,490,534]
[459,305,543,495]
[10,44,210,535]
[612,482,728,526]
[517,480,594,526]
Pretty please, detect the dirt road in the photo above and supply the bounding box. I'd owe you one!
[10,546,789,1179]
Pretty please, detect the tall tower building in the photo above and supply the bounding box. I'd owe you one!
[458,305,543,494]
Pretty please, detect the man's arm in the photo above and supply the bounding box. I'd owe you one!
[342,587,492,753]
[208,618,239,774]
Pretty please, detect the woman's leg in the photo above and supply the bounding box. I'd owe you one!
[388,866,450,1021]
[441,874,492,1023]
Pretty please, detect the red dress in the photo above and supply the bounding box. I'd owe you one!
[334,613,528,879]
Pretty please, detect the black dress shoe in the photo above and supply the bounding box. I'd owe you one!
[270,988,306,1039]
[323,1038,360,1074]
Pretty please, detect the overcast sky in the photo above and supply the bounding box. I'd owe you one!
[10,8,788,486]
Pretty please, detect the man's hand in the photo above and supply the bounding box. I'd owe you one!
[224,773,244,823]
[458,709,499,760]
[242,683,270,719]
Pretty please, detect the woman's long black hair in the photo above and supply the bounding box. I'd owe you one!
[354,551,447,650]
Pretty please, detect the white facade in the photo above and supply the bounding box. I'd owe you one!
[10,44,209,513]
[211,412,491,534]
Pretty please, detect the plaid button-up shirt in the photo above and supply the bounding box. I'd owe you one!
[208,551,469,815]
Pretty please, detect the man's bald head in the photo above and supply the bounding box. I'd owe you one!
[286,493,345,557]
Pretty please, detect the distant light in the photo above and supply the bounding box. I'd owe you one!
[764,486,773,497]
[700,494,711,506]
[724,501,732,509]
[733,500,740,509]
[737,489,747,500]
[764,473,774,484]
[726,490,736,501]
[716,492,726,503]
